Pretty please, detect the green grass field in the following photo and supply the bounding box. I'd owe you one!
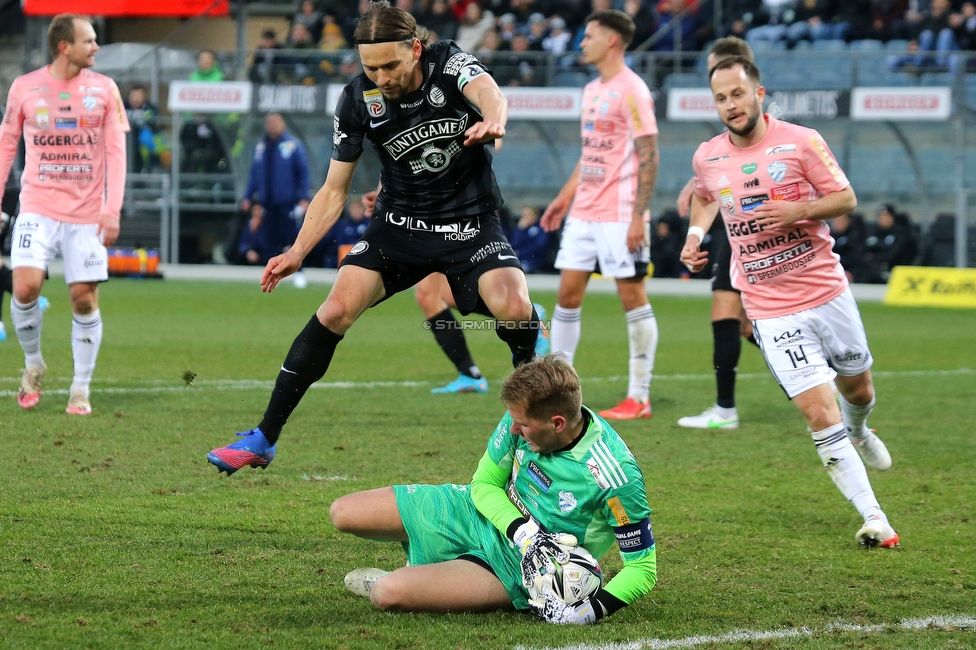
[1,279,974,649]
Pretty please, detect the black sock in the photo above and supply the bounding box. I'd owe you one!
[258,315,343,444]
[427,308,481,378]
[0,265,11,321]
[496,304,540,368]
[713,319,741,409]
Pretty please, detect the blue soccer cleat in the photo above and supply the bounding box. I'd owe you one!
[533,303,550,357]
[207,428,276,475]
[431,373,489,394]
[39,296,50,312]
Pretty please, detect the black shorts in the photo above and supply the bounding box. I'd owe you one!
[710,226,740,294]
[339,212,522,315]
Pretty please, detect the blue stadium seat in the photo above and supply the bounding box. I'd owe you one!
[751,39,788,51]
[966,74,976,108]
[849,39,884,51]
[919,72,954,86]
[553,70,592,87]
[885,39,911,51]
[813,39,847,51]
[793,40,813,50]
[869,69,920,86]
[662,72,707,90]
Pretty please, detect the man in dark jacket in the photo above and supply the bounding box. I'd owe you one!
[241,113,311,286]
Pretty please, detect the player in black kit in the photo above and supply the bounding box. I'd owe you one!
[207,0,544,475]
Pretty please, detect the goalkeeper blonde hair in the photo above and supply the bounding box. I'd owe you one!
[501,356,582,422]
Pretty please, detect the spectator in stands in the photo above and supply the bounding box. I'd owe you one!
[456,2,495,52]
[124,85,162,174]
[542,16,573,54]
[180,114,228,173]
[508,0,539,26]
[831,0,872,41]
[653,0,699,51]
[510,206,550,273]
[494,34,541,85]
[283,23,318,83]
[249,28,283,83]
[337,52,361,81]
[866,0,909,42]
[242,113,311,287]
[319,22,349,51]
[860,205,919,283]
[952,2,976,50]
[526,13,549,50]
[830,212,866,283]
[624,0,657,50]
[236,204,276,266]
[721,0,766,39]
[190,50,224,82]
[572,0,613,50]
[783,0,836,45]
[498,13,519,48]
[294,0,325,42]
[423,0,460,42]
[334,197,371,266]
[342,0,372,44]
[477,28,504,59]
[910,0,959,68]
[651,212,686,278]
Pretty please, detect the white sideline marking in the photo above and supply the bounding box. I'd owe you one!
[0,368,971,398]
[514,615,976,650]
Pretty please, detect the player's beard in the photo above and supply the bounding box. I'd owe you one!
[725,107,761,138]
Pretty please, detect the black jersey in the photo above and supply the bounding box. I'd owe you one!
[331,41,503,220]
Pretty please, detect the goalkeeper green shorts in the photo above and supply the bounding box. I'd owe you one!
[393,483,530,609]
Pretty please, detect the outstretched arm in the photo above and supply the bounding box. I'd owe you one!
[261,158,357,292]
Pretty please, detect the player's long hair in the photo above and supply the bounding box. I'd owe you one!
[48,14,88,61]
[354,0,430,51]
[501,356,583,423]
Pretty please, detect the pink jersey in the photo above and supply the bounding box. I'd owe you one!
[0,66,129,224]
[571,66,658,223]
[692,115,850,319]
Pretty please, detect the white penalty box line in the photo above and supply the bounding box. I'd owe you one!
[513,614,976,650]
[0,367,971,397]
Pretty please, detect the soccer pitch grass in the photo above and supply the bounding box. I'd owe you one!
[1,279,974,650]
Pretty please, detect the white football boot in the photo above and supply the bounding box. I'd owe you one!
[677,406,739,429]
[849,429,892,471]
[344,568,389,598]
[856,515,900,548]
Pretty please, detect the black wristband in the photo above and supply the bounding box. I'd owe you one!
[590,588,627,620]
[506,517,530,541]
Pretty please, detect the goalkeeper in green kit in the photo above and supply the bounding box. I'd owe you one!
[330,356,657,624]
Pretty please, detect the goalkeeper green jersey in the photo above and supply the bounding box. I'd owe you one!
[471,407,656,604]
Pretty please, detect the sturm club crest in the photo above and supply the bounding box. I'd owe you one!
[428,85,446,107]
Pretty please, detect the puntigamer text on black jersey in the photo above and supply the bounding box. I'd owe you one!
[331,41,503,220]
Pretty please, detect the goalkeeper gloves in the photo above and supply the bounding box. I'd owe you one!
[529,579,598,625]
[512,518,577,588]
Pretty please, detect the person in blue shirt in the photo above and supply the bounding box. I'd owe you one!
[510,206,551,274]
[242,113,311,286]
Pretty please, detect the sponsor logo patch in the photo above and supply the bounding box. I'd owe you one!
[772,183,799,201]
[740,193,769,212]
[766,144,796,155]
[741,162,757,174]
[363,88,386,117]
[55,117,77,129]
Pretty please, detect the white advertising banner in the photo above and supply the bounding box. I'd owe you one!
[850,87,952,120]
[501,87,583,120]
[666,88,719,121]
[167,81,252,113]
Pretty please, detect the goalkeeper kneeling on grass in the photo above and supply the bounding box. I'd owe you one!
[330,355,657,624]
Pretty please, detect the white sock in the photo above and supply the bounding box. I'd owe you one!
[551,306,581,366]
[71,309,102,396]
[12,298,44,369]
[840,395,875,440]
[811,424,883,521]
[626,304,658,403]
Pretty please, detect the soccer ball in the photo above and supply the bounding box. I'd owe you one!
[549,547,603,605]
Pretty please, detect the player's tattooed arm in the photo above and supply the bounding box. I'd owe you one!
[632,134,659,220]
[626,134,659,252]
